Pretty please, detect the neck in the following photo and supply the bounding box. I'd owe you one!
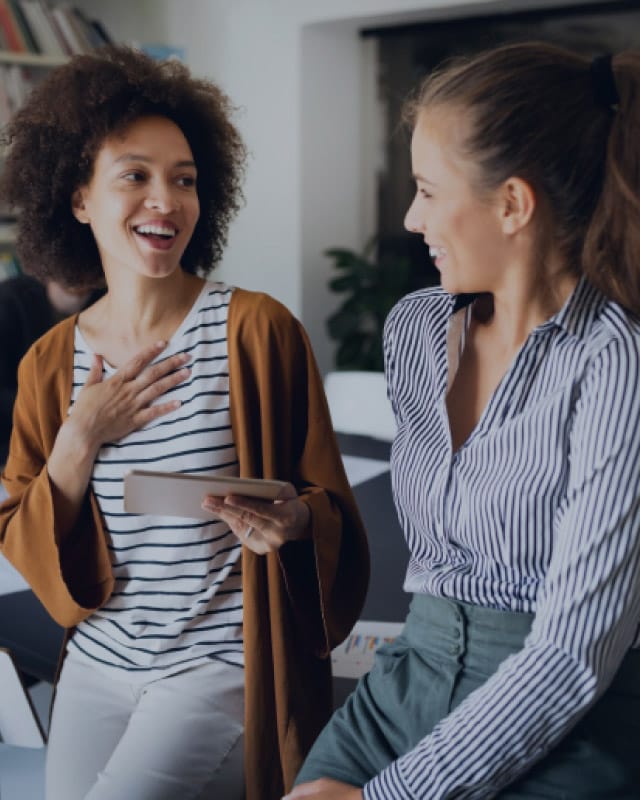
[96,269,205,347]
[479,266,578,349]
[490,219,582,343]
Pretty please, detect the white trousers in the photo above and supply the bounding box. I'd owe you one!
[45,652,244,800]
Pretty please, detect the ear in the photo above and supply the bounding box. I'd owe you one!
[497,177,536,235]
[71,188,90,224]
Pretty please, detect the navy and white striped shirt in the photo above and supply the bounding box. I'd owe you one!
[366,277,640,799]
[67,281,245,679]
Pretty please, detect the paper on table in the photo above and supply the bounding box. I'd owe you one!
[331,619,404,679]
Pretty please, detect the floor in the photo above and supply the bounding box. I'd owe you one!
[0,681,51,800]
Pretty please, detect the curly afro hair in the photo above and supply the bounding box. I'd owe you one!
[0,45,247,287]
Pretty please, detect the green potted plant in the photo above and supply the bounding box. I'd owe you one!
[323,238,433,440]
[325,238,425,371]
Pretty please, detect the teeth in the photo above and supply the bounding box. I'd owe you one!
[429,246,446,259]
[135,224,176,236]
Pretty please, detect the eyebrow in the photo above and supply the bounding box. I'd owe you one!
[113,153,197,169]
[412,172,435,185]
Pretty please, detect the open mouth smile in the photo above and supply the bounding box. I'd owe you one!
[132,223,179,251]
[133,223,178,239]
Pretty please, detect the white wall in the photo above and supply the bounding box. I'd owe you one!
[74,0,602,372]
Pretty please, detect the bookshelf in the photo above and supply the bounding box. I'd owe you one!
[0,2,113,268]
[0,50,66,65]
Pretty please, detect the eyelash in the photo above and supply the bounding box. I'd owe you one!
[120,172,196,188]
[177,176,196,188]
[420,189,432,199]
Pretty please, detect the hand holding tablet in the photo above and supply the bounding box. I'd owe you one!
[123,469,288,520]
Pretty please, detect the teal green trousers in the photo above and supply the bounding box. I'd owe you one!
[297,593,640,798]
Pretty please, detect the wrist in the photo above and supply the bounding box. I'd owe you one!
[46,418,99,514]
[57,418,100,466]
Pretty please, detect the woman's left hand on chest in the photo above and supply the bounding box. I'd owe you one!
[201,482,311,554]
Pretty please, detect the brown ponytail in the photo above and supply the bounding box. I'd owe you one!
[405,41,640,315]
[583,52,640,315]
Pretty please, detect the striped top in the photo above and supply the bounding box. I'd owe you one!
[366,277,640,799]
[67,281,245,679]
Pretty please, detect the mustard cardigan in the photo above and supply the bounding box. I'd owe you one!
[0,287,369,800]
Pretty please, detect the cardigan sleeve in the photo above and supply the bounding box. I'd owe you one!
[228,290,370,656]
[0,331,114,627]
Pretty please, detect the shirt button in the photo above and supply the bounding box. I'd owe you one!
[452,628,461,639]
[448,643,461,656]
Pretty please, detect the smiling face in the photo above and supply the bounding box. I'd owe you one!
[72,115,200,282]
[405,108,512,296]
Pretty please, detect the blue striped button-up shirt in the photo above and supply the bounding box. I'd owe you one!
[365,277,640,799]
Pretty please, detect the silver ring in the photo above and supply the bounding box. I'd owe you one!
[244,526,254,539]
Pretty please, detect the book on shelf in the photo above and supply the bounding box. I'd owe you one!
[44,3,73,55]
[71,6,111,49]
[44,4,113,55]
[0,0,28,52]
[7,0,40,53]
[17,0,66,57]
[0,3,114,59]
[0,4,116,128]
[49,4,88,54]
[86,16,112,47]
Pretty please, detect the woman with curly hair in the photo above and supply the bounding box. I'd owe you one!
[0,46,368,800]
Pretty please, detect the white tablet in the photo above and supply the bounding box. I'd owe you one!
[123,469,288,520]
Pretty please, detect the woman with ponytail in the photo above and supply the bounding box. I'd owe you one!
[289,42,640,800]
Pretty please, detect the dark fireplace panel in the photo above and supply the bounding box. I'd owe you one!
[366,1,640,289]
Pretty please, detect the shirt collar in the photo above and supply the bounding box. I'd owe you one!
[449,277,606,341]
[538,276,605,340]
[451,292,479,313]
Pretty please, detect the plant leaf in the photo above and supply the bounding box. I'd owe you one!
[327,308,361,339]
[328,274,361,293]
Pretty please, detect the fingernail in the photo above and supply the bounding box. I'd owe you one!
[156,340,166,347]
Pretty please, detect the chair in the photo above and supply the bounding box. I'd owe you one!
[323,370,396,442]
[0,648,46,748]
[323,371,409,705]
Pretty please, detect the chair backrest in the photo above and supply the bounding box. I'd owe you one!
[324,371,396,442]
[0,648,46,748]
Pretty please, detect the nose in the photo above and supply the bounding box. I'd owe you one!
[404,194,424,234]
[144,182,180,213]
